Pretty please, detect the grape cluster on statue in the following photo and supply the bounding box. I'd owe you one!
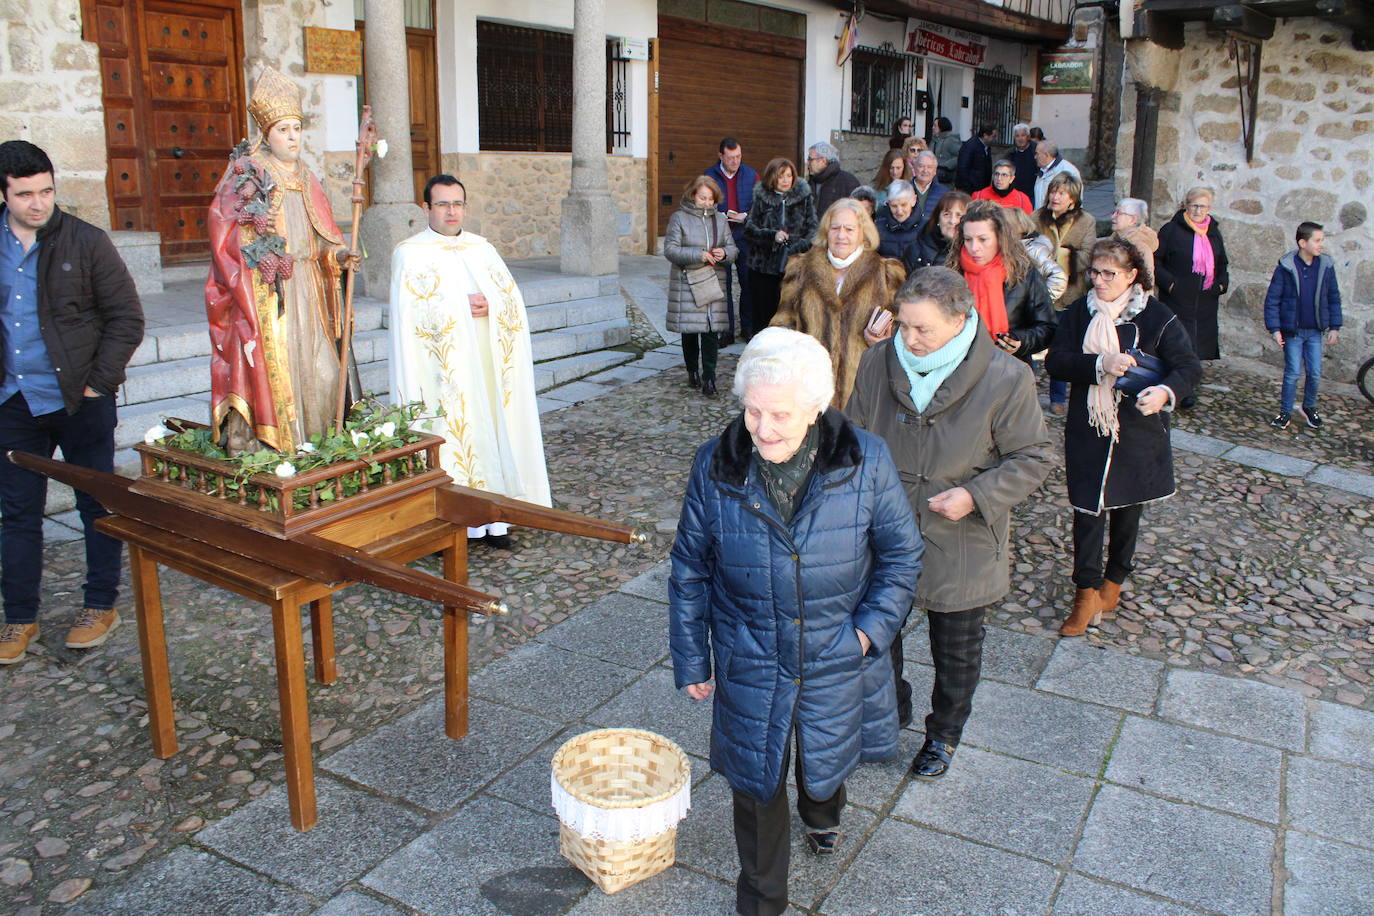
[204,66,361,456]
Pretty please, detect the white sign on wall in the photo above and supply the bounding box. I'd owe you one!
[904,18,988,68]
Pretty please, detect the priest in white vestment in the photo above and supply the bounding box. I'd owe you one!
[388,175,551,545]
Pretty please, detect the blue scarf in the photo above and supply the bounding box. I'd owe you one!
[893,309,978,413]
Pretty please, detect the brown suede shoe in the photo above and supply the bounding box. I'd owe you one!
[1061,588,1102,636]
[0,622,39,665]
[1098,580,1123,618]
[66,608,120,649]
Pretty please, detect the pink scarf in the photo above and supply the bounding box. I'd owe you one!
[1183,212,1215,290]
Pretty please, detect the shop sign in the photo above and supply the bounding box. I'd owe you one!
[904,19,987,68]
[1036,50,1095,94]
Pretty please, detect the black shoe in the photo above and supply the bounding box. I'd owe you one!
[484,534,513,550]
[686,370,700,390]
[702,377,718,398]
[1269,411,1291,429]
[1178,394,1196,411]
[911,739,955,779]
[1302,406,1322,429]
[719,334,736,348]
[805,829,840,856]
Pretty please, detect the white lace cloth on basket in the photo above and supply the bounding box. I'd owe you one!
[551,772,691,843]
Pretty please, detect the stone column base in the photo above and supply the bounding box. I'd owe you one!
[358,202,426,297]
[108,231,164,297]
[559,193,620,277]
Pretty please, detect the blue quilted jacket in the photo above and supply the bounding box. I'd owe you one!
[670,408,922,803]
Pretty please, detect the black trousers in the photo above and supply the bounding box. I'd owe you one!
[747,270,783,335]
[891,606,987,747]
[732,732,845,916]
[680,332,719,379]
[1071,505,1144,589]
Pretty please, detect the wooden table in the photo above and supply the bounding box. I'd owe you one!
[99,500,473,832]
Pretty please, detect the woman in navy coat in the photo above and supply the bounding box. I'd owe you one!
[670,327,921,916]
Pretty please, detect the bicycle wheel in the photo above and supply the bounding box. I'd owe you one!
[1358,356,1374,404]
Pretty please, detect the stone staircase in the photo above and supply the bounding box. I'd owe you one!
[43,267,635,517]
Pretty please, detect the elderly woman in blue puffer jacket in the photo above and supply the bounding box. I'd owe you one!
[670,327,921,916]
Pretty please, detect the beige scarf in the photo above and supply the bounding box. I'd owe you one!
[1084,284,1145,441]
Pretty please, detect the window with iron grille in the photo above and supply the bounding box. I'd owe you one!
[606,50,631,155]
[972,67,1022,146]
[849,46,917,136]
[476,21,574,152]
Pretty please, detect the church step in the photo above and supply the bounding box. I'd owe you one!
[114,395,212,450]
[527,295,628,334]
[533,349,637,392]
[511,273,606,306]
[42,447,141,517]
[530,319,631,363]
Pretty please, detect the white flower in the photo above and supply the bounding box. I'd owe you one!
[144,424,173,444]
[275,461,297,479]
[297,442,316,454]
[374,139,389,159]
[350,430,370,448]
[376,421,396,439]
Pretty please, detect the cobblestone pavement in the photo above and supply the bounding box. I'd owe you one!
[1,345,1372,912]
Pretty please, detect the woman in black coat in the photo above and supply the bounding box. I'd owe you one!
[1048,238,1202,636]
[1155,187,1229,361]
[743,157,817,334]
[904,190,970,273]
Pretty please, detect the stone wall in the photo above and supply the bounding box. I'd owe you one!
[1116,22,1373,379]
[831,132,894,190]
[0,1,108,226]
[440,153,648,260]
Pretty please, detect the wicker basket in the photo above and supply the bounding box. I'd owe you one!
[551,728,691,894]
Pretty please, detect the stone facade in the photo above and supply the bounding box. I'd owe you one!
[1116,22,1373,379]
[0,0,108,227]
[440,153,648,259]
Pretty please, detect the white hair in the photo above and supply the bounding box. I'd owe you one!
[732,328,834,413]
[914,150,937,166]
[1013,123,1031,134]
[809,141,840,163]
[886,179,916,201]
[1116,198,1149,223]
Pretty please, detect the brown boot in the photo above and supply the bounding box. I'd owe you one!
[1098,580,1123,618]
[1061,588,1102,636]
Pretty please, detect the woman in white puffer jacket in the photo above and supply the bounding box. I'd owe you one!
[1002,206,1067,304]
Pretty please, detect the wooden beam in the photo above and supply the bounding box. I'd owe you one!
[1212,4,1276,38]
[1315,0,1374,48]
[1133,9,1187,46]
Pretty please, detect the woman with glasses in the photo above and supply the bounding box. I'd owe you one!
[1047,239,1201,635]
[1155,186,1230,363]
[972,160,1032,214]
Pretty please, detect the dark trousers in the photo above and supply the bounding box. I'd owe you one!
[680,332,719,380]
[0,392,122,624]
[748,270,783,335]
[723,232,750,338]
[891,607,987,746]
[1071,505,1144,589]
[733,732,845,916]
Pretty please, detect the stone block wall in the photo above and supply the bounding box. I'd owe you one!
[1115,22,1373,379]
[0,1,109,227]
[439,153,648,260]
[831,132,894,190]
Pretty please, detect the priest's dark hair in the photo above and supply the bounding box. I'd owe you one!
[423,173,466,206]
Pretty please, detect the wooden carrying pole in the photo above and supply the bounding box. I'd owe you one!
[335,106,379,431]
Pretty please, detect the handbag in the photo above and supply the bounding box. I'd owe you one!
[1114,348,1166,396]
[684,212,726,308]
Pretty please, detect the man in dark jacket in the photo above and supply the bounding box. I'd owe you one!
[955,125,996,193]
[806,142,861,221]
[1264,221,1342,429]
[0,140,144,665]
[1007,123,1038,201]
[705,138,758,342]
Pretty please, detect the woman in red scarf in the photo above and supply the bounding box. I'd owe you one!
[945,200,1055,364]
[1155,186,1229,362]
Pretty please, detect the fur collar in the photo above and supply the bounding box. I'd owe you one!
[710,407,862,489]
[793,247,886,308]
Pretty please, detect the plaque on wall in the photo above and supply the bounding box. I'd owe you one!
[304,27,362,76]
[1036,51,1094,94]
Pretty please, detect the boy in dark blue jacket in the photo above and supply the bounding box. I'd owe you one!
[1263,221,1342,429]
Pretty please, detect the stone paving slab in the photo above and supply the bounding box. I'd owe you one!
[958,680,1122,776]
[361,794,587,916]
[583,667,713,759]
[1053,873,1208,916]
[545,380,618,404]
[534,591,671,670]
[563,865,738,915]
[1074,784,1276,916]
[1285,755,1374,850]
[824,819,1059,915]
[1035,638,1165,713]
[194,775,427,897]
[900,621,1057,688]
[893,745,1095,861]
[1170,428,1236,457]
[1304,463,1374,498]
[1221,445,1317,478]
[1105,716,1283,821]
[66,847,314,916]
[1307,697,1374,769]
[1159,669,1308,750]
[469,642,641,721]
[313,890,410,916]
[321,697,561,813]
[1283,831,1374,916]
[617,559,671,603]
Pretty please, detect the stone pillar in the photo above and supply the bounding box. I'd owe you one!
[559,0,620,276]
[358,0,425,296]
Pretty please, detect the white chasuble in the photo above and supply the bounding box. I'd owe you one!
[388,228,551,507]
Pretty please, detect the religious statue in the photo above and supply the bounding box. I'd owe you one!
[205,67,360,454]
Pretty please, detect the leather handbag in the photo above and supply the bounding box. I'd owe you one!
[1114,348,1166,396]
[684,264,725,308]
